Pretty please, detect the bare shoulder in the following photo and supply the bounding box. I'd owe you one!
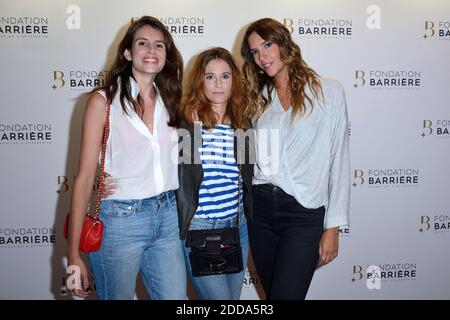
[87,91,107,106]
[85,91,107,115]
[81,92,107,132]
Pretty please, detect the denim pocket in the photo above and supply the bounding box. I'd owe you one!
[168,192,178,210]
[239,209,247,226]
[107,200,137,218]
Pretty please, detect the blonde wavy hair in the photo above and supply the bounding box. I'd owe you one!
[240,18,323,120]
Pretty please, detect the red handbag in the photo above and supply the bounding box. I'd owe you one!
[64,98,110,253]
[64,214,103,253]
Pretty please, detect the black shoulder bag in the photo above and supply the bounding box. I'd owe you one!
[186,172,243,277]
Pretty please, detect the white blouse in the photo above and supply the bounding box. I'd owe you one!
[98,77,179,200]
[253,78,350,229]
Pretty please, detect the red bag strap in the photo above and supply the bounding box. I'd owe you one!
[93,98,111,219]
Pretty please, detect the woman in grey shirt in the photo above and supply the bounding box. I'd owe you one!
[240,18,350,299]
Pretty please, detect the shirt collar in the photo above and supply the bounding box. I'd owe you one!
[129,76,160,101]
[125,76,164,140]
[129,76,140,100]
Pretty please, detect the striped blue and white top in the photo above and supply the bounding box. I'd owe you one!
[195,124,242,220]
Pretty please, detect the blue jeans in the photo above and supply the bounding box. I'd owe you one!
[183,209,249,300]
[88,191,187,300]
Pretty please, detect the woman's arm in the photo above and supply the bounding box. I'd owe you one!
[318,82,350,267]
[66,92,107,296]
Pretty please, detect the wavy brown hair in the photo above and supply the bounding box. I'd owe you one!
[100,16,183,127]
[181,47,249,130]
[240,18,323,121]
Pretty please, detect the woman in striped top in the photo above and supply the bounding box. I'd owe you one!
[176,47,254,300]
[196,124,241,220]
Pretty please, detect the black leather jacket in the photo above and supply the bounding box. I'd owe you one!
[176,120,254,240]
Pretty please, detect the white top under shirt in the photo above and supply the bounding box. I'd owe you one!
[253,78,350,228]
[98,77,179,200]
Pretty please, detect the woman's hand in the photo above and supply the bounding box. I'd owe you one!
[102,172,116,198]
[67,255,92,298]
[317,227,339,268]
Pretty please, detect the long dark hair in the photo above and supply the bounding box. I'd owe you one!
[100,16,183,127]
[241,18,322,121]
[181,47,249,130]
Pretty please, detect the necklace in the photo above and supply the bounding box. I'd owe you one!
[142,95,155,130]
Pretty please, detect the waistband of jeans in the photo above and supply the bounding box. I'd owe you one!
[153,190,174,201]
[103,190,175,204]
[192,207,246,223]
[254,183,288,194]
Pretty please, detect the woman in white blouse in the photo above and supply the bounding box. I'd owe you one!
[67,16,186,300]
[240,18,350,299]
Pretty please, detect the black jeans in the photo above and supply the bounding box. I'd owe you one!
[248,184,324,300]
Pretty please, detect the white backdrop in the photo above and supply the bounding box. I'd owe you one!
[1,0,449,300]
